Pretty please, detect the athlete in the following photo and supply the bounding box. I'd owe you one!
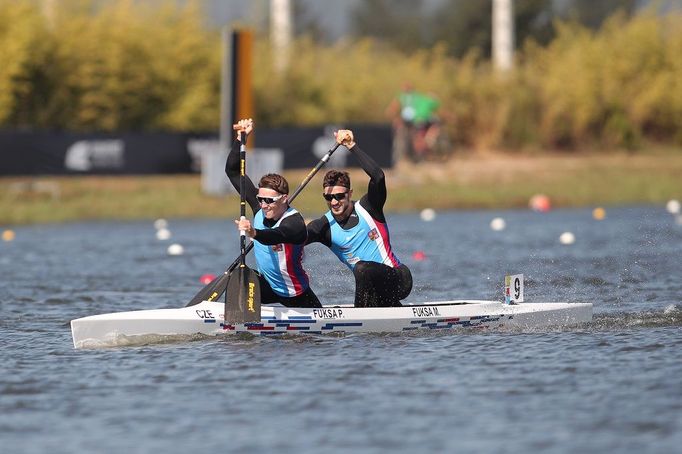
[386,82,442,162]
[225,118,321,308]
[306,129,413,307]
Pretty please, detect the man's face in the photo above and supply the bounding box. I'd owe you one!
[323,185,353,219]
[257,188,288,220]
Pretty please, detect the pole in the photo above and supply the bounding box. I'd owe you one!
[270,0,292,74]
[493,0,514,73]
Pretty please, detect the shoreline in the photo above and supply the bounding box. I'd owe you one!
[2,151,681,225]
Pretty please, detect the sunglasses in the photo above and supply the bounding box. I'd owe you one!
[323,192,349,202]
[256,194,284,205]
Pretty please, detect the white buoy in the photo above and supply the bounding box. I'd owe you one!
[154,218,168,230]
[490,217,506,231]
[156,228,171,240]
[420,208,436,222]
[167,243,184,256]
[559,232,575,245]
[666,199,680,214]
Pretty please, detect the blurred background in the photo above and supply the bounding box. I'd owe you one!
[1,0,682,223]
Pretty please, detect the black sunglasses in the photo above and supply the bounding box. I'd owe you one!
[323,192,348,202]
[256,194,284,205]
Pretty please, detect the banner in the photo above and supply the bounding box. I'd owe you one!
[0,125,392,176]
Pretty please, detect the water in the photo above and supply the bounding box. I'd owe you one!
[1,206,681,453]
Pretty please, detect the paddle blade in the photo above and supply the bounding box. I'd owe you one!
[225,266,261,323]
[185,273,229,307]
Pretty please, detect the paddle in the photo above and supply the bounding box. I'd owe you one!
[186,142,342,308]
[224,131,261,323]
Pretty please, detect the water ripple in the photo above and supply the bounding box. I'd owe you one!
[2,210,682,454]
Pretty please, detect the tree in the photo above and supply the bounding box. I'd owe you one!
[560,0,637,30]
[430,0,493,58]
[349,0,428,52]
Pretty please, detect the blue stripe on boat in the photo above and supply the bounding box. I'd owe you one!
[321,322,363,330]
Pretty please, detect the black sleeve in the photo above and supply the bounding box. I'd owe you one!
[255,212,307,245]
[305,216,332,248]
[350,144,387,222]
[225,139,259,214]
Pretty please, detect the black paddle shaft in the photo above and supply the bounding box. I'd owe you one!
[238,130,247,264]
[224,129,261,323]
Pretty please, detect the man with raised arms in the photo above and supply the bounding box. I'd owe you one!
[306,129,413,307]
[225,118,321,308]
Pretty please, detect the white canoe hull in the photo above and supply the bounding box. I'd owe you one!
[71,300,593,349]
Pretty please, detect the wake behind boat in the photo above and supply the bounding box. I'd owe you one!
[71,298,593,349]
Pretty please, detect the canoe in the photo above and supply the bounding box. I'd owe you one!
[71,299,593,349]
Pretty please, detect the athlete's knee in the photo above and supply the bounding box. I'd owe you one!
[397,265,413,299]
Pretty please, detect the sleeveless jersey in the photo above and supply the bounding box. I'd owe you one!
[253,207,309,297]
[324,201,401,270]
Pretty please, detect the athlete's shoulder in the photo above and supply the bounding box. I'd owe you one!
[307,214,330,228]
[357,195,375,212]
[280,210,306,227]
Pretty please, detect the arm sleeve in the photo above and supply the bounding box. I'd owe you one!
[255,213,307,245]
[349,144,387,221]
[225,139,259,214]
[305,217,332,247]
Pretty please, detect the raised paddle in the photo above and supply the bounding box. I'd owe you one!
[224,130,261,323]
[186,141,341,307]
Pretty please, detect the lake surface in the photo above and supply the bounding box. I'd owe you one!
[1,205,681,453]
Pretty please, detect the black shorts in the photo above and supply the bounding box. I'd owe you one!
[352,262,413,308]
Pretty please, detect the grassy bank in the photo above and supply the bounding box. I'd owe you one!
[2,151,681,225]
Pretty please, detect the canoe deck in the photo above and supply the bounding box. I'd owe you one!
[71,300,593,349]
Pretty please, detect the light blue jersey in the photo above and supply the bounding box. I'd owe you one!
[325,201,401,270]
[253,208,309,297]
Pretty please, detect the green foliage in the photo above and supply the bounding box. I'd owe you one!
[0,0,218,131]
[525,10,682,148]
[0,1,53,124]
[0,1,680,151]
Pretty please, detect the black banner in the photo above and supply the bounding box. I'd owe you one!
[0,125,392,176]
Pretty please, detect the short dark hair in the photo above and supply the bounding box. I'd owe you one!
[259,173,289,194]
[323,170,351,189]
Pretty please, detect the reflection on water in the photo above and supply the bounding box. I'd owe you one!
[1,206,681,453]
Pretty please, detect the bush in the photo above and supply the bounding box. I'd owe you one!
[0,1,680,151]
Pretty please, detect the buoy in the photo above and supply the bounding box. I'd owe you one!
[529,194,551,212]
[199,273,216,285]
[490,217,506,231]
[412,250,426,261]
[2,229,15,242]
[559,232,575,245]
[156,228,171,240]
[154,218,168,230]
[666,199,680,214]
[420,208,436,222]
[167,243,184,256]
[592,207,606,220]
